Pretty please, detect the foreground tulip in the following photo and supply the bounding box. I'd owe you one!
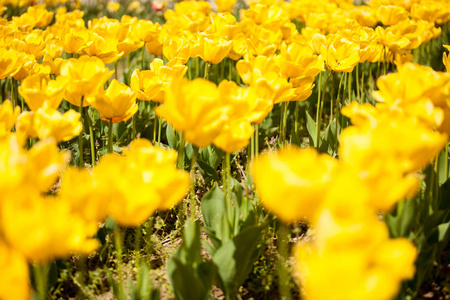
[295,213,417,300]
[0,100,20,136]
[252,147,336,223]
[94,139,189,226]
[0,242,30,300]
[34,106,83,142]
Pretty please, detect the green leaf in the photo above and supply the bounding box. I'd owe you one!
[201,185,225,235]
[166,123,177,150]
[305,111,316,147]
[212,225,263,296]
[197,160,220,183]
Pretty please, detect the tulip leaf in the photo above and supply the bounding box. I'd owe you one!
[166,123,177,150]
[212,224,263,297]
[201,185,225,236]
[197,159,220,184]
[305,111,316,147]
[167,220,216,300]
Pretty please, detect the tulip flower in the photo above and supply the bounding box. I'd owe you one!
[59,56,114,107]
[0,100,21,136]
[0,242,30,300]
[18,74,67,111]
[155,78,229,148]
[89,79,138,123]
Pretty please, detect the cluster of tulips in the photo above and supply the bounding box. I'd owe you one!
[252,60,450,299]
[1,0,450,298]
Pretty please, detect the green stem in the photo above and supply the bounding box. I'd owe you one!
[280,102,288,147]
[11,78,16,108]
[189,146,199,220]
[114,225,124,299]
[204,61,211,80]
[114,61,118,81]
[177,133,185,170]
[34,263,49,300]
[255,124,259,157]
[157,117,162,147]
[356,63,360,103]
[335,73,345,151]
[141,46,145,70]
[132,101,138,140]
[108,118,113,154]
[361,62,366,102]
[84,106,96,166]
[152,112,157,144]
[228,58,232,81]
[277,223,292,300]
[316,72,331,150]
[78,97,85,167]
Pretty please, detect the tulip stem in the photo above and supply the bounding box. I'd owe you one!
[189,146,199,220]
[356,63,360,103]
[335,73,345,152]
[84,107,96,165]
[141,46,145,70]
[114,225,125,299]
[157,116,162,147]
[78,97,85,167]
[34,263,49,300]
[108,118,113,154]
[204,62,211,80]
[11,78,16,108]
[255,124,259,157]
[277,223,292,300]
[177,133,185,170]
[114,61,118,81]
[279,102,288,147]
[361,62,366,102]
[152,118,157,146]
[316,72,331,150]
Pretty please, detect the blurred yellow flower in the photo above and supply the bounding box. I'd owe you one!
[33,106,83,142]
[94,139,189,226]
[252,146,336,223]
[0,100,20,136]
[0,241,30,300]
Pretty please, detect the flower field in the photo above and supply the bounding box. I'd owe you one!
[1,0,450,298]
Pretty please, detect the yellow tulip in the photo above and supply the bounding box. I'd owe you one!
[377,5,409,26]
[89,79,138,123]
[0,100,20,136]
[155,78,229,148]
[94,139,189,226]
[237,56,295,104]
[60,56,114,107]
[252,146,336,223]
[0,47,22,79]
[194,33,232,64]
[130,69,163,102]
[83,30,123,64]
[19,74,67,111]
[0,242,30,300]
[1,192,99,262]
[59,26,90,55]
[295,214,417,300]
[34,106,83,142]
